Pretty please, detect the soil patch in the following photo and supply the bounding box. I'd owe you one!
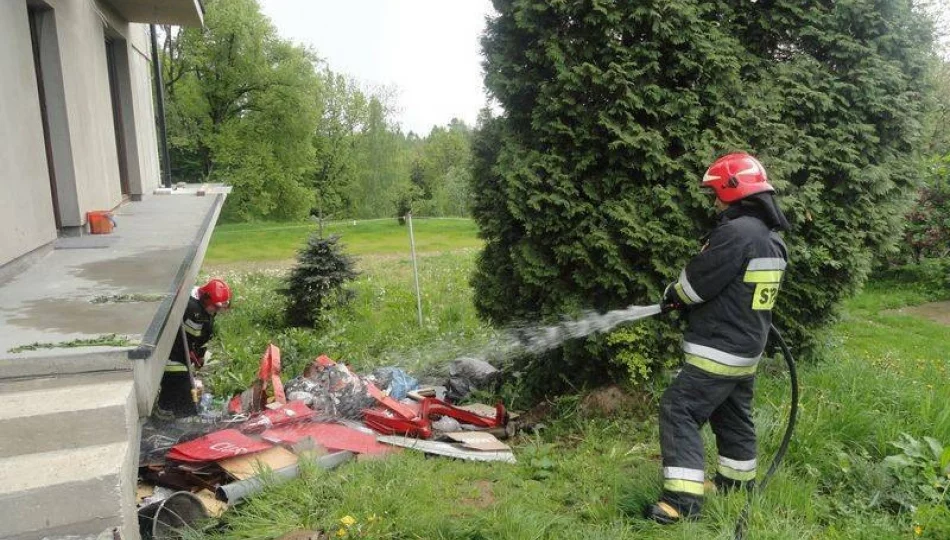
[885,301,950,326]
[580,384,650,418]
[460,480,495,509]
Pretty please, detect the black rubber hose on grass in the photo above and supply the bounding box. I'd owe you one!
[734,324,799,540]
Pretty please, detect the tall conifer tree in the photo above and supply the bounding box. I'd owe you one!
[472,0,935,386]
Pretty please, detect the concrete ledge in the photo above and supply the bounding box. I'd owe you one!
[0,370,130,395]
[132,192,226,416]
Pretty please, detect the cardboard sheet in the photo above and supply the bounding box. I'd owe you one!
[219,446,300,480]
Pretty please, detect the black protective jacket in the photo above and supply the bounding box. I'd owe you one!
[169,290,215,365]
[671,198,789,377]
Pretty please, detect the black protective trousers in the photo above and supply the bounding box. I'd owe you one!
[658,364,757,513]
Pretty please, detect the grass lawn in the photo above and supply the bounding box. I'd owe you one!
[205,218,482,265]
[196,231,950,539]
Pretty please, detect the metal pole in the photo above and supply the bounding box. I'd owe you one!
[150,24,172,188]
[407,212,424,327]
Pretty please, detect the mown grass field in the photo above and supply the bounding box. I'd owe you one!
[196,222,950,540]
[205,218,482,265]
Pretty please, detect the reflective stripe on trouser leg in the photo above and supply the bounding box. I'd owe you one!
[709,374,757,483]
[164,362,189,373]
[663,467,705,495]
[718,456,756,481]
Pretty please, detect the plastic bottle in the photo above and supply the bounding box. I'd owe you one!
[199,392,214,417]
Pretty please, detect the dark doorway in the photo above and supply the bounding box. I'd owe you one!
[105,37,131,196]
[28,6,61,228]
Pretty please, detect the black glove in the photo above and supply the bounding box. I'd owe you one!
[661,283,685,313]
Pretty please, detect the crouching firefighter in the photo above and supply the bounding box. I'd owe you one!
[646,153,790,524]
[157,278,232,416]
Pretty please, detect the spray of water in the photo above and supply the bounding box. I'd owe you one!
[374,304,664,376]
[506,304,663,356]
[449,303,664,370]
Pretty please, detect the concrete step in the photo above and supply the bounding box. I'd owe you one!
[0,375,136,459]
[0,370,130,395]
[0,442,138,539]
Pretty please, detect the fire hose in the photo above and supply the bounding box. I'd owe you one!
[733,324,798,540]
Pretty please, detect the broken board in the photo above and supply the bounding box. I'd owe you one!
[377,435,516,463]
[444,431,511,452]
[195,488,228,518]
[457,403,519,421]
[219,446,299,480]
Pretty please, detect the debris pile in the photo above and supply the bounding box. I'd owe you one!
[138,344,522,536]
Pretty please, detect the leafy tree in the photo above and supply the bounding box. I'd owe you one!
[311,68,370,223]
[348,96,412,219]
[393,182,424,225]
[161,0,319,221]
[282,235,358,327]
[901,57,950,263]
[433,164,473,217]
[417,119,475,216]
[472,0,936,390]
[880,54,950,266]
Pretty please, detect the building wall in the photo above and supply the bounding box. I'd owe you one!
[0,1,58,267]
[128,25,162,195]
[0,0,162,267]
[47,0,124,216]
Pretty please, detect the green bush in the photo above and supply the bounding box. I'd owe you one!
[281,234,358,327]
[873,258,950,300]
[903,157,950,263]
[472,0,935,391]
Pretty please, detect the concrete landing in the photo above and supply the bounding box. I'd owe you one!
[0,189,227,360]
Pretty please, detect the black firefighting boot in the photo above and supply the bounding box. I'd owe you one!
[713,473,756,494]
[645,494,701,524]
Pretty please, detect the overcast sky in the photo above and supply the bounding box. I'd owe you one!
[258,0,494,135]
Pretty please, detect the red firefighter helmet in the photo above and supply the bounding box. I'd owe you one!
[701,153,774,203]
[198,278,231,309]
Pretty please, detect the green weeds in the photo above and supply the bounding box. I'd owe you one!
[89,293,165,304]
[195,247,950,539]
[8,333,136,353]
[203,250,496,397]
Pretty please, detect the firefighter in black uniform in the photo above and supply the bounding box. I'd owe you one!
[646,153,790,523]
[157,278,232,416]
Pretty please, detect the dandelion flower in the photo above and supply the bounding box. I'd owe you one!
[341,515,357,527]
